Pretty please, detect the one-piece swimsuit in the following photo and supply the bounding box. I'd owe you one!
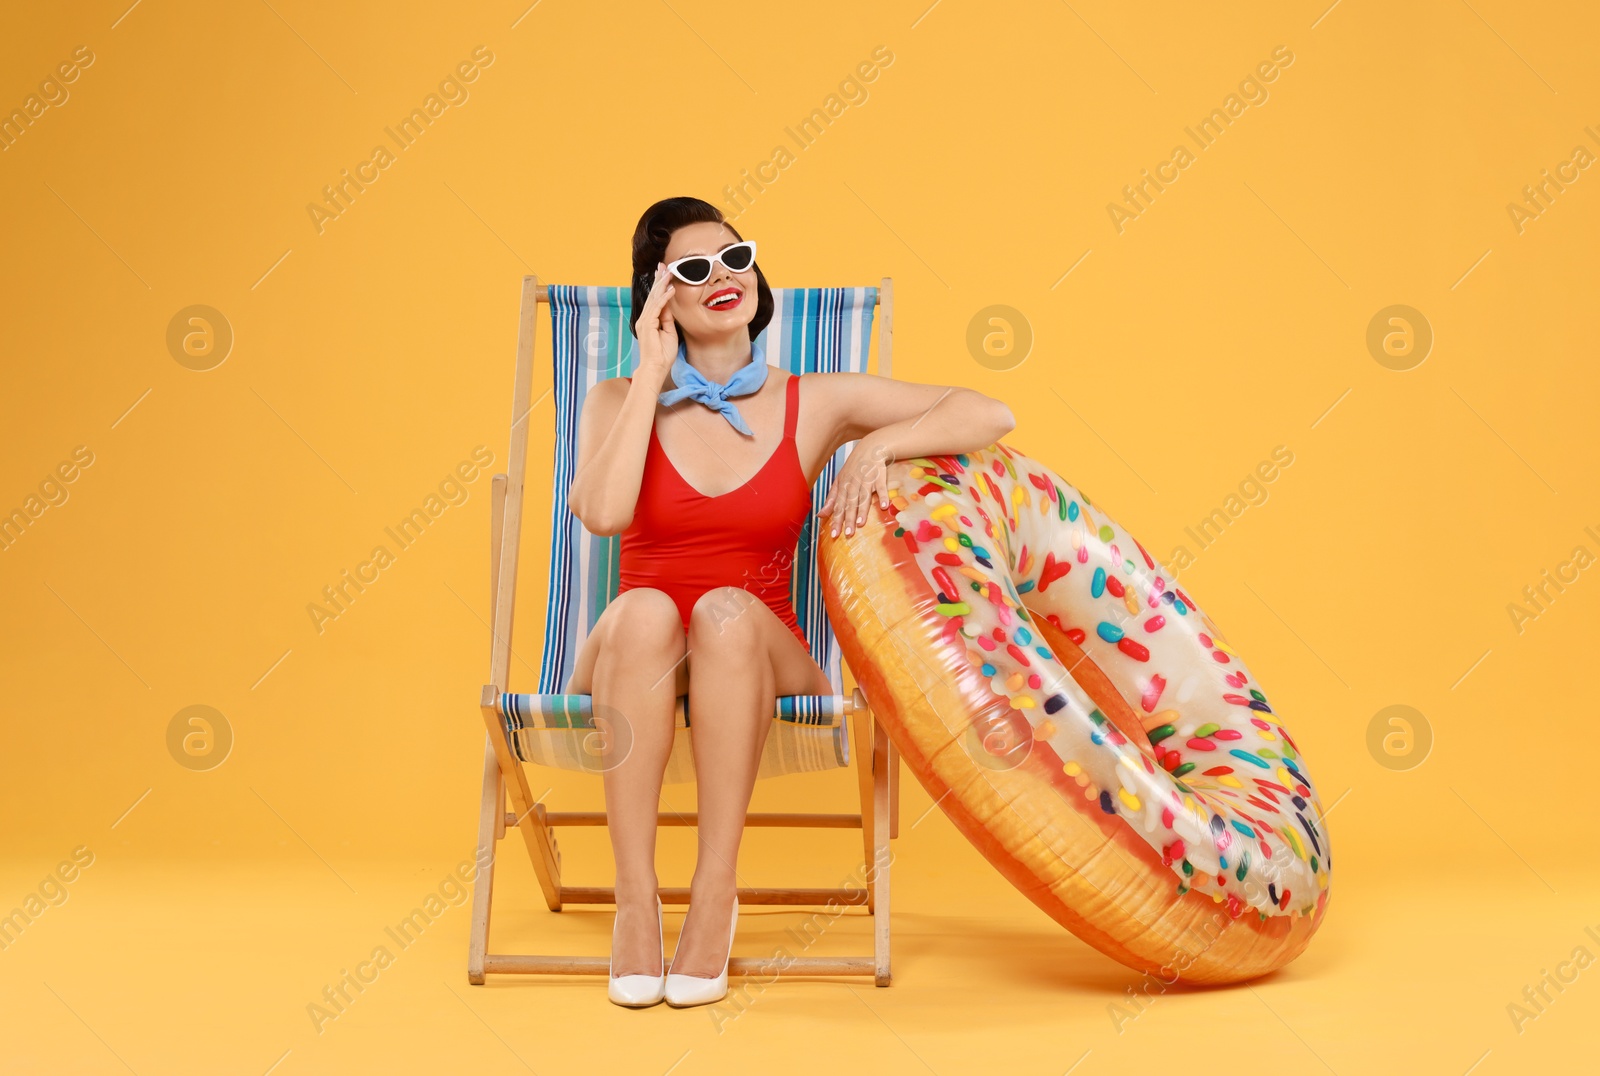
[615,371,811,647]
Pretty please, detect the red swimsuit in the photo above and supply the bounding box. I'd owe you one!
[616,372,812,647]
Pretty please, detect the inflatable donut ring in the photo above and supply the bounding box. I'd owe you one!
[819,442,1331,984]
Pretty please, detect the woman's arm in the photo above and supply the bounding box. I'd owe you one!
[568,264,680,536]
[811,372,1016,536]
[567,373,668,536]
[830,373,1016,461]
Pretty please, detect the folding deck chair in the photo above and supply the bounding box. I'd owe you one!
[470,275,902,986]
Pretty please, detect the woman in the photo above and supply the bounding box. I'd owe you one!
[564,196,1016,1007]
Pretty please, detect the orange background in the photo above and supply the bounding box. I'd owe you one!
[2,0,1596,1072]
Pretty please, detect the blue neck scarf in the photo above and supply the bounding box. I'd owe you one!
[652,336,769,436]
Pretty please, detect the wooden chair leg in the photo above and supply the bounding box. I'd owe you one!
[480,690,563,910]
[493,767,506,842]
[850,689,877,915]
[889,740,900,839]
[871,713,893,986]
[467,734,499,985]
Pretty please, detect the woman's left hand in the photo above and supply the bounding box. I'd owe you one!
[819,434,893,537]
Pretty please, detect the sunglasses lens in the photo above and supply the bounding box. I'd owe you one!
[674,258,712,284]
[720,244,754,272]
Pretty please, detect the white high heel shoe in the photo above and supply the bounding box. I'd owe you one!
[608,895,666,1007]
[665,895,738,1008]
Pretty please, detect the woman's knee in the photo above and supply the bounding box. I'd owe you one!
[688,586,762,647]
[565,589,685,694]
[600,588,687,655]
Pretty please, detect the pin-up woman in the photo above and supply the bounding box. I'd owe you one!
[564,196,1015,1007]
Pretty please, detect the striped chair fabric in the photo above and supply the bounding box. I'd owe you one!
[502,285,879,784]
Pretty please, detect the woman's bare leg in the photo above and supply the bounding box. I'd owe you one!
[566,587,689,977]
[669,586,832,977]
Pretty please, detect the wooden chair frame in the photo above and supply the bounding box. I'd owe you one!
[470,276,902,986]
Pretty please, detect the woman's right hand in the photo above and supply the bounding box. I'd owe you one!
[633,263,678,379]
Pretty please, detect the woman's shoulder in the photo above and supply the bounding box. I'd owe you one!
[581,375,645,425]
[795,369,875,385]
[791,369,864,389]
[792,368,875,405]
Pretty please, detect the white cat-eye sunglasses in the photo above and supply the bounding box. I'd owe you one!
[664,240,757,285]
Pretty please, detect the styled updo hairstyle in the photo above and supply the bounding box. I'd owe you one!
[629,196,774,342]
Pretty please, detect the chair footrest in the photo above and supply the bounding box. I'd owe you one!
[482,954,879,976]
[559,886,870,905]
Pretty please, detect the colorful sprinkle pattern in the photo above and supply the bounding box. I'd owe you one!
[878,444,1331,919]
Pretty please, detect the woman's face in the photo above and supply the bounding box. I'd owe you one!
[662,221,758,341]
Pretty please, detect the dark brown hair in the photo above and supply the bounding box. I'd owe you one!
[629,196,773,342]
